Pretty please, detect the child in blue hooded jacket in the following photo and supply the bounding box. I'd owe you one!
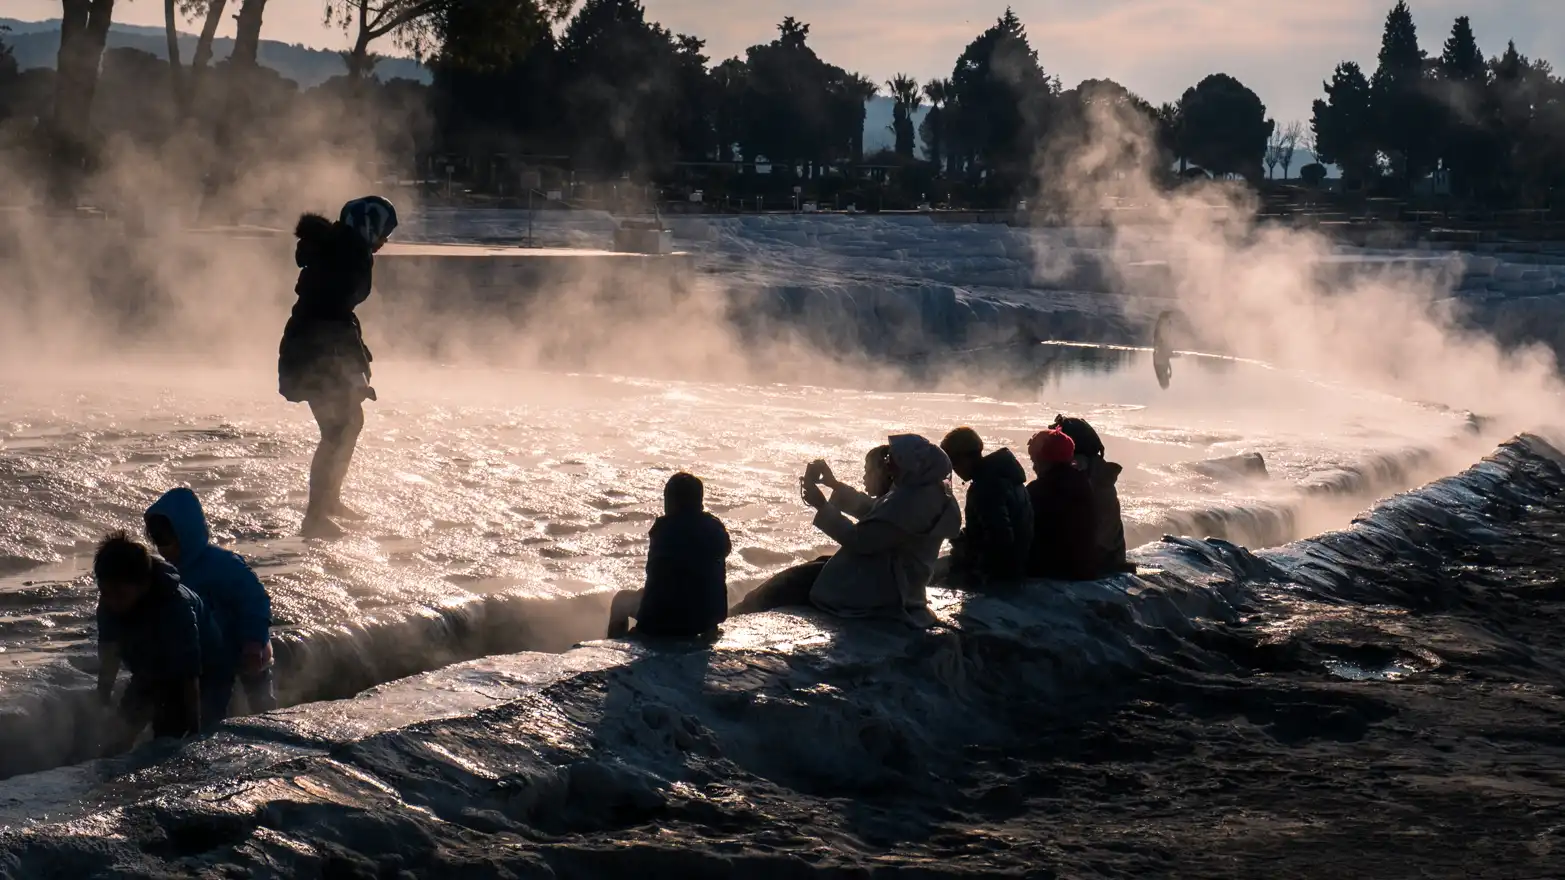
[95,532,230,743]
[144,487,276,715]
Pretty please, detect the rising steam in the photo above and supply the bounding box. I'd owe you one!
[1039,94,1564,434]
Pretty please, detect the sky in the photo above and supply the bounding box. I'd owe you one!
[8,0,1563,123]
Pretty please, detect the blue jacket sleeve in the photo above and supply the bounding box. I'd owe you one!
[216,552,272,646]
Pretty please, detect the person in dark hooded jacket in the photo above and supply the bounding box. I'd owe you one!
[279,195,398,539]
[1052,414,1134,575]
[940,427,1032,588]
[94,532,230,745]
[608,473,732,640]
[1025,429,1099,581]
[145,487,275,715]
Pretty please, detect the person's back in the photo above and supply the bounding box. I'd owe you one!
[291,214,374,323]
[963,447,1034,583]
[1079,456,1130,574]
[1053,415,1131,575]
[940,427,1034,588]
[1026,429,1100,582]
[101,565,225,691]
[638,508,732,638]
[279,213,376,403]
[608,472,732,640]
[145,487,275,712]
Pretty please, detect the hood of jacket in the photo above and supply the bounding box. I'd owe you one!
[147,487,212,568]
[149,557,184,601]
[295,213,372,265]
[294,213,338,267]
[864,435,960,542]
[888,434,953,487]
[975,447,1027,487]
[1079,456,1123,487]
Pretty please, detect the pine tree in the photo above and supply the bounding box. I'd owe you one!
[1436,16,1491,198]
[947,7,1054,180]
[1369,1,1434,188]
[1311,61,1376,186]
[1439,16,1485,82]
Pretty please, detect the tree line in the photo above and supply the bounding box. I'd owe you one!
[0,1,1560,211]
[1311,1,1564,205]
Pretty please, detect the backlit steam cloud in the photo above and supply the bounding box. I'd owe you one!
[1034,93,1563,434]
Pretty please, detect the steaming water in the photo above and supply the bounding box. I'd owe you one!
[3,433,1560,876]
[0,205,1559,872]
[0,345,1479,776]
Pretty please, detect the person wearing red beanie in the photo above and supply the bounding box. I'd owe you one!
[1027,428,1076,466]
[1025,429,1099,581]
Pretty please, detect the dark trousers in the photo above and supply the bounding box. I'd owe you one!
[120,674,234,739]
[730,556,831,615]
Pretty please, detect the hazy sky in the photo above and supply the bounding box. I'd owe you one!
[9,0,1563,122]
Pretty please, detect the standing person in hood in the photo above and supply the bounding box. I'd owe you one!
[1025,428,1099,581]
[145,487,275,715]
[278,195,398,539]
[940,427,1033,589]
[94,532,230,746]
[802,434,962,628]
[1051,414,1133,575]
[608,472,732,640]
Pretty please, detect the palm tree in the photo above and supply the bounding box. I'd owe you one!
[922,77,952,172]
[886,72,922,158]
[842,72,879,162]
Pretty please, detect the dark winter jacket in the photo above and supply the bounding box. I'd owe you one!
[1052,417,1132,576]
[98,560,228,683]
[954,447,1033,584]
[637,510,732,638]
[278,213,375,402]
[1026,462,1100,581]
[1081,457,1132,575]
[146,488,272,658]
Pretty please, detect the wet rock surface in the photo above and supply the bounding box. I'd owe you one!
[3,436,1565,878]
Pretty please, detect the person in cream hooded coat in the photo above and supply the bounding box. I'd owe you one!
[804,434,962,628]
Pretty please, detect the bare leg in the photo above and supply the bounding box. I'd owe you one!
[325,399,365,518]
[304,398,350,538]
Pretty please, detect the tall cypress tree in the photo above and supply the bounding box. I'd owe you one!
[1439,16,1485,81]
[1437,16,1491,197]
[1369,1,1434,188]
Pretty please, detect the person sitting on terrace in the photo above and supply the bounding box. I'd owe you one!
[733,435,961,628]
[940,426,1033,591]
[608,472,732,640]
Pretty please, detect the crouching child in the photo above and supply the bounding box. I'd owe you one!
[608,473,732,640]
[94,532,231,749]
[145,487,276,714]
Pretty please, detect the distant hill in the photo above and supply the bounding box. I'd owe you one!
[0,17,431,86]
